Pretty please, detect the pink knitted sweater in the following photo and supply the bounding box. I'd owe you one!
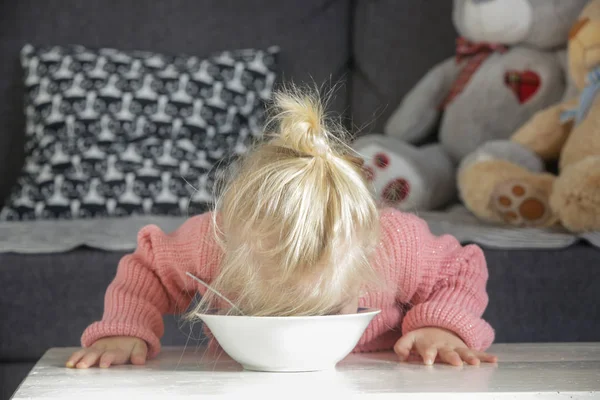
[81,208,494,358]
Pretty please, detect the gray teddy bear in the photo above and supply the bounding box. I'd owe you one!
[361,0,587,211]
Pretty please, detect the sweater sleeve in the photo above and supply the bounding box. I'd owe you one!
[80,213,221,358]
[385,210,495,351]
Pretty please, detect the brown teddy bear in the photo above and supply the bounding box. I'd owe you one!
[458,0,600,233]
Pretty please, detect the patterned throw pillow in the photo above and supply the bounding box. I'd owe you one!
[0,44,279,220]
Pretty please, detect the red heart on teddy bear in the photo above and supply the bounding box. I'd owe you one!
[504,70,541,104]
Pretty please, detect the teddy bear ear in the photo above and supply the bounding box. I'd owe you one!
[569,17,590,40]
[451,0,468,38]
[524,0,590,49]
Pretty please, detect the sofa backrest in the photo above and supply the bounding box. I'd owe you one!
[351,0,456,133]
[0,0,457,208]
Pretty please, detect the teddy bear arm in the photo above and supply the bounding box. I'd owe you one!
[555,50,580,101]
[511,98,578,161]
[384,56,460,143]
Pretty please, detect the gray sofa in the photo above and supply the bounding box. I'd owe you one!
[1,1,599,399]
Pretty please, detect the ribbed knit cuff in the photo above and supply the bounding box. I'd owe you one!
[402,303,495,351]
[81,321,162,359]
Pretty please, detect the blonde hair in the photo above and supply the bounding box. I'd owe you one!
[192,86,382,317]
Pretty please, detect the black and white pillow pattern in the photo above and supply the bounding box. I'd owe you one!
[0,44,279,221]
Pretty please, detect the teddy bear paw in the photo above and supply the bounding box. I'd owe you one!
[490,180,555,227]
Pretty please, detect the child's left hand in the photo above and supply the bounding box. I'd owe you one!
[394,327,498,366]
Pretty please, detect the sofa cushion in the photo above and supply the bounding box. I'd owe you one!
[0,210,598,254]
[1,245,599,361]
[0,361,34,400]
[0,44,278,220]
[0,248,206,361]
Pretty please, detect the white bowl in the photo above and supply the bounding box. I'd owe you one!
[196,308,381,372]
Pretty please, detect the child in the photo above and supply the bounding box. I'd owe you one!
[67,88,497,369]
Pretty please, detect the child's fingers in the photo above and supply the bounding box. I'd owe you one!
[76,350,102,369]
[99,350,129,368]
[415,341,437,366]
[99,351,116,368]
[456,348,480,366]
[130,340,148,365]
[438,348,463,366]
[474,351,498,363]
[66,349,87,368]
[393,333,415,361]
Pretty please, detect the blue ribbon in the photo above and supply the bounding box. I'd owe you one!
[560,67,600,125]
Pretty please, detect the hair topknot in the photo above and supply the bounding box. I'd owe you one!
[269,88,330,155]
[265,84,363,168]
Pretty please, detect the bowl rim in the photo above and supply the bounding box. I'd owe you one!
[195,307,381,320]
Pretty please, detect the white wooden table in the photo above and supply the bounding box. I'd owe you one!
[10,343,600,399]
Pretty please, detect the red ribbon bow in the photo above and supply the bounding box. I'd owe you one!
[455,37,508,63]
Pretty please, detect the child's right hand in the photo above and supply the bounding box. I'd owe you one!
[66,336,148,369]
